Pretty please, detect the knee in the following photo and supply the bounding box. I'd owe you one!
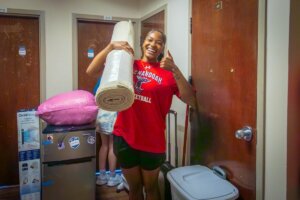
[100,145,109,152]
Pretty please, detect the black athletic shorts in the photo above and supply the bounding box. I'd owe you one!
[113,135,166,170]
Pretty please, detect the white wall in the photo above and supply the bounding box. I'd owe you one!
[138,0,167,16]
[166,0,190,165]
[1,0,139,98]
[265,0,290,199]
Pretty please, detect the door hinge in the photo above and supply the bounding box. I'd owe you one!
[190,17,192,34]
[188,75,192,84]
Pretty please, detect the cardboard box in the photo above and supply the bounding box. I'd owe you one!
[17,109,41,200]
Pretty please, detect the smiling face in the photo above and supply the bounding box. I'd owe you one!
[141,30,165,63]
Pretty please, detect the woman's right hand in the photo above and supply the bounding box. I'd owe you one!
[109,41,134,56]
[86,41,134,77]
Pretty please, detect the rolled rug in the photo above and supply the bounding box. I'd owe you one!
[95,21,135,112]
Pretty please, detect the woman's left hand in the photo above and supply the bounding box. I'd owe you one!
[160,50,177,72]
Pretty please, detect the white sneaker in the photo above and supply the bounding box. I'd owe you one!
[96,173,108,186]
[107,174,122,187]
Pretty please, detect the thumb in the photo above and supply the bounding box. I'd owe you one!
[167,50,173,59]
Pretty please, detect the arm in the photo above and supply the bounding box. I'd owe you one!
[160,50,196,108]
[86,41,134,78]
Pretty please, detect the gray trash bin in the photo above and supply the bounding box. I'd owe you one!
[167,165,239,200]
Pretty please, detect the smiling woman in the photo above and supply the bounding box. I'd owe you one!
[86,29,195,199]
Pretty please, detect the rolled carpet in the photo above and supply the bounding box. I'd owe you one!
[95,21,135,112]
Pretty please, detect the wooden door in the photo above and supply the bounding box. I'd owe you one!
[77,20,115,93]
[141,10,165,49]
[0,15,40,185]
[287,0,300,199]
[77,20,115,171]
[191,1,258,199]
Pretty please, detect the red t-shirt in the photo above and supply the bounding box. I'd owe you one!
[113,60,179,153]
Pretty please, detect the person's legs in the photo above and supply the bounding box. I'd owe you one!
[108,134,117,173]
[142,167,161,200]
[106,134,121,186]
[139,150,165,200]
[113,135,165,196]
[96,133,109,185]
[113,135,143,195]
[122,166,144,200]
[99,133,109,170]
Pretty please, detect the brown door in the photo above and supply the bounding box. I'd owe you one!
[141,10,165,49]
[77,20,115,171]
[0,15,40,185]
[191,1,258,199]
[77,20,115,93]
[287,0,300,199]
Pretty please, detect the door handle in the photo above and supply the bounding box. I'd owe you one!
[235,126,253,141]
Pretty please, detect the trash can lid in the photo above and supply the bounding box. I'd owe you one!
[167,165,239,200]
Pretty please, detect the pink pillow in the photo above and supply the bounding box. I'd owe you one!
[37,90,98,125]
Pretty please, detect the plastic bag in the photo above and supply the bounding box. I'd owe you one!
[37,90,98,125]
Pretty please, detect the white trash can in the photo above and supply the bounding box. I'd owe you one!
[167,165,239,200]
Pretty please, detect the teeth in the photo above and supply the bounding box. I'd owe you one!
[147,47,156,53]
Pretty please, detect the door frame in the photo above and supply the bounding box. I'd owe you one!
[188,0,266,199]
[256,1,266,199]
[0,8,46,103]
[71,13,138,90]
